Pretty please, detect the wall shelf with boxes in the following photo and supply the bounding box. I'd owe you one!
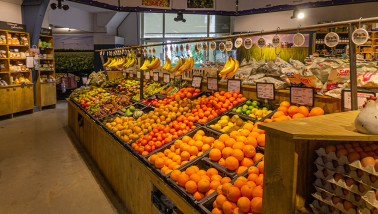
[0,22,34,118]
[35,28,56,111]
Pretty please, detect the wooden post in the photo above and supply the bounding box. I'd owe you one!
[348,23,358,110]
[140,55,144,101]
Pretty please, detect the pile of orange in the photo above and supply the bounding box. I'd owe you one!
[152,87,200,107]
[264,101,325,123]
[212,163,264,214]
[208,123,265,175]
[148,130,215,174]
[170,166,232,201]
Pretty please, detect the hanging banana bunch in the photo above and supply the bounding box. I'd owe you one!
[175,57,195,77]
[140,57,161,71]
[169,57,182,73]
[219,56,239,79]
[162,58,171,71]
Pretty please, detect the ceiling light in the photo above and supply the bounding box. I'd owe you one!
[297,12,305,19]
[291,9,305,19]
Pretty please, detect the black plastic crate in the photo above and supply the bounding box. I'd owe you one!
[99,112,128,125]
[140,94,168,106]
[205,112,255,135]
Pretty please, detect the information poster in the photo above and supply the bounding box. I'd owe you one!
[192,76,203,88]
[290,87,314,106]
[137,71,141,79]
[227,79,241,93]
[207,77,218,91]
[163,73,170,83]
[153,72,159,82]
[256,83,275,100]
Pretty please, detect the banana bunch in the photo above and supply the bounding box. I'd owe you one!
[123,57,137,69]
[108,57,127,68]
[103,57,112,67]
[162,58,171,71]
[219,56,239,79]
[140,57,161,71]
[174,57,194,77]
[169,58,182,73]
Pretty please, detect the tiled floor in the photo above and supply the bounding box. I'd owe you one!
[0,101,119,214]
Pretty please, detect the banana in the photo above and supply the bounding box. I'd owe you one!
[219,57,235,77]
[165,58,171,70]
[103,58,111,66]
[170,58,181,73]
[225,58,239,78]
[146,57,159,70]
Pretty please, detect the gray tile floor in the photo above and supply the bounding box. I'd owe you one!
[0,101,120,214]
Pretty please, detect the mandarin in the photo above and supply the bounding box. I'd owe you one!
[225,156,240,171]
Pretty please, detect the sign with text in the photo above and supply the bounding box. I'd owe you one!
[163,73,170,83]
[293,33,305,47]
[244,38,252,49]
[324,32,340,47]
[145,71,150,80]
[207,77,218,91]
[226,41,233,51]
[210,42,216,51]
[130,73,134,78]
[272,35,281,47]
[192,76,203,88]
[290,87,314,106]
[256,83,275,100]
[257,37,266,48]
[235,38,243,48]
[219,42,225,52]
[342,90,376,111]
[227,79,241,93]
[153,72,159,82]
[203,42,208,51]
[137,71,141,79]
[352,28,369,45]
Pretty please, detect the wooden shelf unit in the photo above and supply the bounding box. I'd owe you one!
[35,29,56,111]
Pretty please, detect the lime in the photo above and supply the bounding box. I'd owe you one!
[252,101,258,107]
[262,107,268,111]
[129,106,136,112]
[236,109,242,114]
[246,110,251,115]
[243,105,248,109]
[248,106,253,110]
[246,100,252,106]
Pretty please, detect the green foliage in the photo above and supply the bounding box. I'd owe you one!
[236,45,309,62]
[55,52,94,71]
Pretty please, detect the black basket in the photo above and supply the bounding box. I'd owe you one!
[205,112,254,135]
[99,112,128,124]
[189,91,213,100]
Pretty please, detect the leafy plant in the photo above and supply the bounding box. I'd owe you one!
[55,52,94,71]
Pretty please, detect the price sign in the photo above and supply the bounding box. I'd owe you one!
[324,32,340,47]
[244,38,252,49]
[235,38,243,48]
[180,44,184,52]
[352,28,369,45]
[175,46,178,53]
[203,42,208,51]
[197,42,202,51]
[137,71,141,79]
[342,90,376,111]
[130,73,134,78]
[219,42,225,52]
[149,48,152,54]
[195,44,199,53]
[226,41,233,51]
[207,77,218,91]
[145,71,150,80]
[186,44,190,52]
[227,79,241,93]
[175,75,182,81]
[256,83,275,100]
[123,71,127,77]
[293,33,305,47]
[163,73,170,83]
[290,87,314,106]
[210,42,216,51]
[272,35,281,47]
[192,76,203,88]
[153,72,159,82]
[152,48,156,54]
[257,37,266,48]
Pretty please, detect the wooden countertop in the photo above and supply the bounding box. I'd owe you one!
[258,111,378,141]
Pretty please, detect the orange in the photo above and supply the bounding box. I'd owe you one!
[221,177,231,184]
[252,185,263,198]
[149,155,158,165]
[222,147,234,159]
[204,137,215,145]
[170,170,181,181]
[210,149,222,162]
[243,145,256,158]
[201,175,211,182]
[272,111,285,119]
[241,158,254,167]
[223,201,235,214]
[189,146,199,156]
[253,153,264,163]
[309,107,325,117]
[288,106,300,117]
[210,180,221,190]
[192,166,199,172]
[168,162,179,170]
[225,138,237,148]
[207,168,219,177]
[277,106,288,116]
[177,173,190,187]
[198,179,211,193]
[211,174,222,181]
[232,149,244,162]
[236,136,247,144]
[155,158,165,169]
[216,194,228,208]
[227,186,241,202]
[257,161,264,174]
[181,151,191,161]
[256,175,263,186]
[213,140,225,151]
[218,158,226,166]
[190,173,202,183]
[248,174,259,183]
[257,134,265,147]
[292,113,305,119]
[298,106,309,117]
[196,130,205,136]
[237,197,251,213]
[251,197,263,213]
[212,208,223,214]
[222,182,233,194]
[219,134,230,143]
[249,131,259,139]
[202,144,211,152]
[216,185,223,195]
[232,142,245,150]
[234,177,248,189]
[280,101,290,108]
[193,134,203,141]
[246,181,256,188]
[193,191,205,201]
[188,140,196,147]
[245,136,258,148]
[241,184,254,199]
[206,189,215,196]
[164,158,173,167]
[185,180,198,194]
[236,166,248,175]
[248,166,259,175]
[197,170,207,176]
[186,166,197,176]
[225,156,240,171]
[239,130,250,137]
[243,123,254,132]
[182,136,191,143]
[195,141,204,150]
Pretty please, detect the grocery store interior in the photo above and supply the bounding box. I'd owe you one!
[1,0,378,214]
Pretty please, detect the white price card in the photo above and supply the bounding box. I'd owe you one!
[163,73,170,83]
[153,72,159,82]
[192,76,203,88]
[207,77,218,91]
[290,87,314,106]
[130,73,134,78]
[145,71,150,80]
[137,71,141,79]
[342,90,376,111]
[26,56,34,68]
[256,83,275,100]
[227,79,241,93]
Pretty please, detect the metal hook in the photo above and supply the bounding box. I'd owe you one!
[260,30,264,37]
[276,27,280,35]
[297,25,301,33]
[359,17,363,28]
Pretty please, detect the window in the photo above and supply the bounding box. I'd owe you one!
[165,14,208,38]
[143,13,163,38]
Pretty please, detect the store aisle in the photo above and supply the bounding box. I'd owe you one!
[0,101,119,214]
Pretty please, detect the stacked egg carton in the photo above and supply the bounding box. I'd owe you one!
[311,142,378,214]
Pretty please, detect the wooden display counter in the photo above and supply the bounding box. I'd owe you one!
[36,82,57,110]
[259,111,378,214]
[0,84,34,118]
[67,99,199,214]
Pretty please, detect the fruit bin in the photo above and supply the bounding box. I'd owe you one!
[189,91,213,101]
[230,99,277,122]
[205,111,255,135]
[141,94,167,105]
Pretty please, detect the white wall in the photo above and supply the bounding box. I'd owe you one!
[234,2,378,32]
[48,6,94,32]
[118,12,139,46]
[0,1,22,24]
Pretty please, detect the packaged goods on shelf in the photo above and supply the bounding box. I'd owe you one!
[11,73,30,85]
[0,77,8,86]
[0,35,6,44]
[0,50,6,58]
[40,75,56,83]
[9,49,28,58]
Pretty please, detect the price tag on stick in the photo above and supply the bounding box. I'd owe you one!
[227,79,241,93]
[163,73,170,83]
[192,76,203,88]
[130,73,134,78]
[290,87,315,107]
[145,71,150,80]
[137,71,141,79]
[207,77,218,91]
[153,72,159,82]
[256,83,275,100]
[341,90,376,111]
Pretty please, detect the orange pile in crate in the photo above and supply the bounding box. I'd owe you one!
[148,130,215,175]
[209,123,265,174]
[212,163,264,214]
[152,87,200,107]
[170,166,232,201]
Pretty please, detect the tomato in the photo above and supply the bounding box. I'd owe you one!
[141,139,148,146]
[145,145,152,152]
[155,141,162,148]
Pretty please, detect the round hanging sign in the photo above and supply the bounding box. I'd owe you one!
[257,37,266,48]
[226,41,233,51]
[185,44,190,52]
[197,42,202,51]
[170,45,173,52]
[219,42,225,52]
[164,46,168,52]
[180,44,184,52]
[352,28,369,45]
[144,49,147,54]
[293,33,305,47]
[152,48,156,54]
[203,42,208,51]
[148,48,152,54]
[244,38,253,49]
[176,45,179,53]
[210,42,217,51]
[272,35,281,47]
[235,38,243,48]
[324,32,340,47]
[195,44,199,53]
